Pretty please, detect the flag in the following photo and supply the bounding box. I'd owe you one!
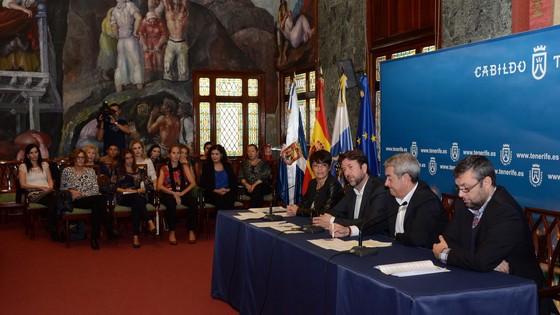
[356,75,379,177]
[277,81,308,205]
[302,73,331,194]
[330,73,353,182]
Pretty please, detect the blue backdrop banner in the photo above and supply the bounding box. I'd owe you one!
[381,25,560,210]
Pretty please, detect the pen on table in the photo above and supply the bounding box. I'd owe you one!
[331,223,334,238]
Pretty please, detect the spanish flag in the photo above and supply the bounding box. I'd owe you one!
[302,73,331,194]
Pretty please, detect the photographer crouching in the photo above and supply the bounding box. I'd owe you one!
[96,102,130,153]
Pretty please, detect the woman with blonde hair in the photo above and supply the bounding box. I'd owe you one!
[82,144,110,175]
[130,139,157,185]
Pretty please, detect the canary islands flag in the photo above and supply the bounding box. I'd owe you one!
[330,73,353,182]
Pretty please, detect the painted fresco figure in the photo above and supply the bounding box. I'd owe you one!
[97,7,118,82]
[137,11,168,82]
[148,0,164,19]
[147,98,181,157]
[177,102,193,151]
[163,0,189,81]
[111,0,144,92]
[276,0,314,66]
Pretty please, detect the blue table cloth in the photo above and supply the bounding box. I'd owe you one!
[211,211,538,315]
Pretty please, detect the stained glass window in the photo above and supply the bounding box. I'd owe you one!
[248,103,259,145]
[391,49,416,59]
[422,45,436,53]
[309,71,316,92]
[199,78,210,96]
[284,77,291,95]
[376,56,386,82]
[216,102,243,156]
[281,68,317,146]
[199,102,211,153]
[309,98,316,141]
[295,73,306,93]
[298,99,307,139]
[216,78,242,96]
[248,79,258,97]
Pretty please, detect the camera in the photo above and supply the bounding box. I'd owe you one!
[98,101,116,123]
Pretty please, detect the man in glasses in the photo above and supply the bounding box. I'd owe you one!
[433,155,546,300]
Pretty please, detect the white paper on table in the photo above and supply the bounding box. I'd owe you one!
[248,206,287,213]
[308,239,393,252]
[374,260,450,277]
[249,221,304,233]
[234,212,272,220]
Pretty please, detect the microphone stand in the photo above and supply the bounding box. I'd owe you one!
[349,202,406,257]
[262,187,283,221]
[349,219,379,257]
[303,185,326,234]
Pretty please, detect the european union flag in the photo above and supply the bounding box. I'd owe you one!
[356,75,379,177]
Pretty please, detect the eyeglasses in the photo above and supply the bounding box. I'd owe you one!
[455,179,481,193]
[76,156,86,160]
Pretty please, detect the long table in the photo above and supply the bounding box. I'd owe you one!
[211,211,538,315]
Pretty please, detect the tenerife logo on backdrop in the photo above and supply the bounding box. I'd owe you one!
[530,164,543,187]
[500,144,512,166]
[473,44,555,81]
[450,142,460,162]
[428,157,437,176]
[532,45,547,80]
[410,142,418,157]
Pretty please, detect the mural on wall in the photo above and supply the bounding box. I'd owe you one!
[275,0,315,68]
[0,0,287,159]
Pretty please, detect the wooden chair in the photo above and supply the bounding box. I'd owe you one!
[441,193,459,220]
[0,160,26,227]
[237,159,278,209]
[61,165,111,247]
[112,164,161,241]
[524,206,560,304]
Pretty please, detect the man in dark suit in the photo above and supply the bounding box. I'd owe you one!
[432,155,546,296]
[313,149,385,237]
[364,153,447,248]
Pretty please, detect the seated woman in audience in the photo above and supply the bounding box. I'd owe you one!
[200,144,238,211]
[112,149,156,248]
[178,143,192,165]
[130,140,157,185]
[193,141,213,164]
[99,143,119,170]
[238,144,271,208]
[286,150,344,217]
[61,148,122,250]
[157,144,198,245]
[18,144,58,241]
[148,144,166,165]
[82,144,110,175]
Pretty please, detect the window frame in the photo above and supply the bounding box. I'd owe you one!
[192,69,266,157]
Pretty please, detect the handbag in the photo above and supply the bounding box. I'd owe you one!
[56,190,74,216]
[28,190,52,203]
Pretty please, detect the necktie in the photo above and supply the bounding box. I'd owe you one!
[395,202,408,234]
[472,210,480,228]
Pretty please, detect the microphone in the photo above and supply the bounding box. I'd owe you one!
[262,184,295,221]
[303,184,326,234]
[349,201,407,257]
